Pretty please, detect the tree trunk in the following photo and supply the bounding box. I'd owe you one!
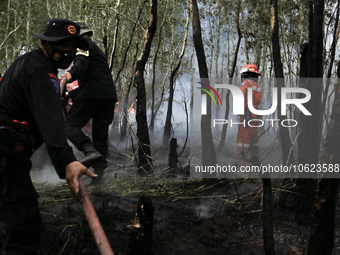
[307,65,340,254]
[102,23,108,55]
[270,0,294,165]
[114,0,146,85]
[26,0,31,43]
[307,179,339,255]
[163,12,189,146]
[312,0,324,150]
[109,18,120,72]
[127,196,154,255]
[217,90,230,151]
[215,0,221,85]
[307,0,314,79]
[249,156,275,255]
[295,0,324,224]
[190,0,216,167]
[108,0,121,72]
[295,0,324,227]
[217,0,242,151]
[300,0,323,166]
[295,44,316,224]
[121,43,138,139]
[134,0,157,174]
[296,44,316,222]
[150,2,168,135]
[190,50,194,118]
[262,176,275,255]
[321,0,339,136]
[168,138,179,173]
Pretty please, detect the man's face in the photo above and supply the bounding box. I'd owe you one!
[44,38,77,69]
[50,38,77,53]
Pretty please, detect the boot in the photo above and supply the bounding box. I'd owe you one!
[79,143,103,168]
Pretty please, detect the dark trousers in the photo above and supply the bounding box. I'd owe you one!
[0,158,44,255]
[65,99,116,168]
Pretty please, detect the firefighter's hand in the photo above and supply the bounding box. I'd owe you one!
[65,161,98,201]
[61,72,72,83]
[61,91,70,101]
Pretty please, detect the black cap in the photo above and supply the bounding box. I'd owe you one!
[75,21,93,37]
[33,18,89,50]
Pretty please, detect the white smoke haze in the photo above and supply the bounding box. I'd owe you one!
[30,163,65,185]
[30,144,66,185]
[30,75,337,183]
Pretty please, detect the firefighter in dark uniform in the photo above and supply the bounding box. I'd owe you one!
[61,21,118,185]
[0,18,98,254]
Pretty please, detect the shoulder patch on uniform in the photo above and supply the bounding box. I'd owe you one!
[76,48,90,57]
[48,73,60,94]
[48,73,60,82]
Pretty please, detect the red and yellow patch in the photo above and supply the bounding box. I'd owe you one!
[67,25,77,35]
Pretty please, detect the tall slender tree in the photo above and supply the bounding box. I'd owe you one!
[190,0,216,167]
[217,0,242,151]
[163,11,189,146]
[270,0,294,165]
[307,65,340,255]
[150,0,168,135]
[134,0,157,174]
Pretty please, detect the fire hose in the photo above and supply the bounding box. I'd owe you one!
[60,77,69,117]
[78,179,115,255]
[60,78,114,254]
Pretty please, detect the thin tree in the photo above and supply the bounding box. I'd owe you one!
[121,42,139,139]
[217,0,242,151]
[163,12,190,146]
[321,0,340,134]
[250,156,275,255]
[295,43,316,223]
[270,0,294,165]
[114,0,147,84]
[150,0,169,134]
[307,65,340,255]
[134,0,157,174]
[190,0,216,167]
[109,0,121,72]
[300,0,323,166]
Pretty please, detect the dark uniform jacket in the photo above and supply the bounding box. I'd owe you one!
[0,48,76,178]
[68,38,117,101]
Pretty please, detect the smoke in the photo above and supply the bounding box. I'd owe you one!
[195,199,215,218]
[30,163,65,185]
[30,144,66,185]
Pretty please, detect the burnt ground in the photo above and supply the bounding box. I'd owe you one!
[1,145,340,255]
[31,177,340,255]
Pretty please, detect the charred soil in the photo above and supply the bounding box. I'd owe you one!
[18,177,340,255]
[1,146,340,255]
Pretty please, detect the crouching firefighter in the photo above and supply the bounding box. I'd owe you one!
[61,21,118,185]
[237,64,262,166]
[0,18,98,255]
